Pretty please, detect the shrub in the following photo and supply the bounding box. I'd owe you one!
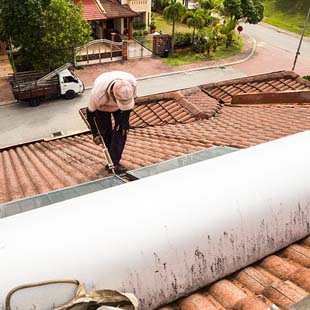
[174,32,192,48]
[143,30,149,35]
[304,76,310,81]
[149,21,156,30]
[192,35,208,53]
[133,22,146,30]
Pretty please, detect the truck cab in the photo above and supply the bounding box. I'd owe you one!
[58,69,84,99]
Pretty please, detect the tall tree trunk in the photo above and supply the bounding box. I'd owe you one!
[171,9,175,55]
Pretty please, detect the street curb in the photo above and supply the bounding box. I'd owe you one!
[84,36,257,90]
[0,99,17,107]
[137,36,257,81]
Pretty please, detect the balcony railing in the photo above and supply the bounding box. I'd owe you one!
[128,0,148,9]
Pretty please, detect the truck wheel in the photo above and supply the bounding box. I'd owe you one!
[65,90,75,100]
[29,98,40,107]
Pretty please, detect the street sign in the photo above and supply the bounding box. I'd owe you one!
[237,25,243,33]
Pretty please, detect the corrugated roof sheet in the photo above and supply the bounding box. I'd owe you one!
[1,70,310,309]
[74,0,107,21]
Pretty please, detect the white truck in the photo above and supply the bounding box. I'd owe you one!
[10,63,84,106]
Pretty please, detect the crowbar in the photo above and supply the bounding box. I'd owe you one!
[94,118,115,175]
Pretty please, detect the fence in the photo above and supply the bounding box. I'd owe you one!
[74,39,123,66]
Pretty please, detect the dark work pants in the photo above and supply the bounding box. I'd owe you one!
[95,110,127,165]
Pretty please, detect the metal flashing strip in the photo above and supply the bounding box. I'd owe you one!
[290,296,310,310]
[126,146,238,180]
[0,176,126,219]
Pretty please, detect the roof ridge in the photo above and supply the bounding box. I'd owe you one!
[201,71,301,89]
[95,0,106,13]
[231,90,310,106]
[0,130,90,152]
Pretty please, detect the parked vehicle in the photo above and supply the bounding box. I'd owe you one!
[10,63,84,107]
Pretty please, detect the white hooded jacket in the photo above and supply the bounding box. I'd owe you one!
[88,71,137,112]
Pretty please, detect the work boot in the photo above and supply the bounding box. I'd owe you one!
[114,163,127,175]
[105,164,115,174]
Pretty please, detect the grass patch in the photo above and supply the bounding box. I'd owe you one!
[162,39,243,66]
[263,0,310,36]
[152,12,189,34]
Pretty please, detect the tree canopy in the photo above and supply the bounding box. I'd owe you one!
[223,0,264,23]
[0,0,91,70]
[40,0,91,69]
[185,8,209,41]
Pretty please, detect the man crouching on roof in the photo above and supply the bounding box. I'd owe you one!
[87,71,137,175]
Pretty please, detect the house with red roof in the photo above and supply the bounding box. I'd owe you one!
[74,0,148,40]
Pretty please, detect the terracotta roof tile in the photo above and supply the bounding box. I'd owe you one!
[232,296,270,310]
[208,280,247,308]
[74,0,107,21]
[179,293,217,310]
[202,71,310,103]
[158,239,310,310]
[281,244,310,268]
[235,267,272,295]
[99,0,138,18]
[262,280,306,308]
[0,135,111,203]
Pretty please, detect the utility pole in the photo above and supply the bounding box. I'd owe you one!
[292,7,310,71]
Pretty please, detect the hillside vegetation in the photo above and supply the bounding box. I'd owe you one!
[263,0,310,36]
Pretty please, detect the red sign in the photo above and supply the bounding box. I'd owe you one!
[237,25,243,33]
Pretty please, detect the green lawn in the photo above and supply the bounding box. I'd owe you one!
[152,12,189,34]
[144,12,244,66]
[162,40,243,66]
[263,0,310,36]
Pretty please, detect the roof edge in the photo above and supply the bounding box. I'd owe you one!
[0,130,90,152]
[201,70,304,90]
[231,90,310,106]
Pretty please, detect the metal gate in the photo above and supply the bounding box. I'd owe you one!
[128,38,153,59]
[74,39,123,66]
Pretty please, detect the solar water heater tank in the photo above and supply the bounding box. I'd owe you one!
[0,131,310,309]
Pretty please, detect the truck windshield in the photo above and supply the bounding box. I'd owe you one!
[63,76,78,83]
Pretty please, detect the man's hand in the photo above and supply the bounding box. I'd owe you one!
[93,136,102,145]
[116,110,131,136]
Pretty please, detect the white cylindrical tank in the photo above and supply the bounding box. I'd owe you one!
[0,131,310,309]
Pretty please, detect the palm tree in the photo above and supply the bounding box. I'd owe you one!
[220,16,238,47]
[199,0,223,12]
[208,26,220,52]
[184,8,209,42]
[162,0,186,54]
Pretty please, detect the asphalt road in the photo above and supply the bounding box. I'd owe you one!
[243,22,310,56]
[237,22,310,76]
[1,22,310,148]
